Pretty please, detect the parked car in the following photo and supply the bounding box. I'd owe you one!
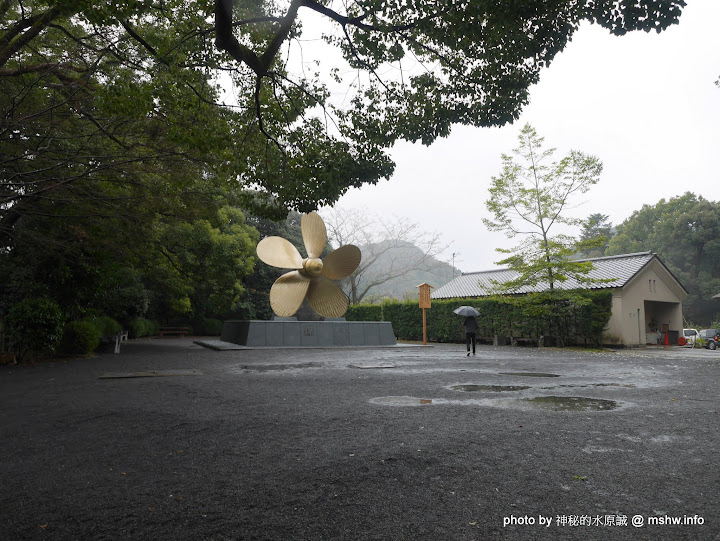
[681,328,698,347]
[698,329,720,350]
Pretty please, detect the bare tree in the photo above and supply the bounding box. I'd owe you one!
[321,207,450,304]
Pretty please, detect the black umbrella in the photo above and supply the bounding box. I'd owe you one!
[453,306,479,317]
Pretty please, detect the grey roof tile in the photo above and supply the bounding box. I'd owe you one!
[432,252,657,299]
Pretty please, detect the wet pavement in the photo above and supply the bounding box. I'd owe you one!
[1,339,719,540]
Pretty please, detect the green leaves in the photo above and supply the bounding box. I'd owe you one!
[213,0,685,207]
[484,124,604,292]
[148,206,259,317]
[5,298,65,360]
[345,291,613,346]
[578,213,613,258]
[1,0,686,223]
[608,192,720,324]
[587,0,686,36]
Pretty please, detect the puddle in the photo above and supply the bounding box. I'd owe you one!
[348,363,397,369]
[451,384,531,392]
[241,362,321,372]
[523,396,618,411]
[370,395,621,411]
[543,383,636,389]
[370,396,441,406]
[99,369,202,379]
[500,372,561,378]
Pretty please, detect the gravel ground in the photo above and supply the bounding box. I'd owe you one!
[1,339,719,541]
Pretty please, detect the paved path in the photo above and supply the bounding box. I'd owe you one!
[1,339,718,540]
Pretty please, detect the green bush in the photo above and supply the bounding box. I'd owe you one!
[346,304,383,322]
[347,290,613,346]
[196,317,223,336]
[57,319,103,356]
[93,265,150,323]
[574,290,614,346]
[90,316,121,336]
[383,301,426,341]
[5,298,65,360]
[128,317,160,338]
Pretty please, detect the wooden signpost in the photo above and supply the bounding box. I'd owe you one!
[416,283,433,345]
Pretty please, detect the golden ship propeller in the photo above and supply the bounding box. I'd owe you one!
[256,212,361,318]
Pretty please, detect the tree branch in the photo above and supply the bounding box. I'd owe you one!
[0,4,63,68]
[119,19,159,60]
[301,0,418,33]
[0,0,15,21]
[254,75,284,155]
[214,0,263,74]
[0,61,89,76]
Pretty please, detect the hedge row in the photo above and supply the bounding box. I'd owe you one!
[56,315,127,356]
[2,298,165,360]
[346,290,613,346]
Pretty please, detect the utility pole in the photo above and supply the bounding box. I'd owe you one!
[452,252,460,279]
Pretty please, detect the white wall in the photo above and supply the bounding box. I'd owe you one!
[607,260,686,346]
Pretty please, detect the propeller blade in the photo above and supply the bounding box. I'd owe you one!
[322,244,361,280]
[301,211,327,259]
[270,271,311,317]
[307,275,349,318]
[257,236,303,269]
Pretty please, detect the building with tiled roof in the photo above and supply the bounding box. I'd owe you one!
[432,252,688,346]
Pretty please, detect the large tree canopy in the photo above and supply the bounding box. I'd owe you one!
[1,0,686,235]
[216,0,686,129]
[607,193,720,325]
[1,2,270,321]
[215,0,685,170]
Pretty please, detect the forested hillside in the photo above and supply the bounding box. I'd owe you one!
[350,241,457,302]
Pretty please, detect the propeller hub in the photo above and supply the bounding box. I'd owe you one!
[302,257,323,277]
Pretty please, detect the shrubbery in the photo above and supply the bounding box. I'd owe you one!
[195,317,223,336]
[129,317,160,339]
[57,316,126,356]
[57,319,104,356]
[90,316,122,336]
[347,290,613,346]
[4,297,135,358]
[5,298,65,360]
[346,304,384,322]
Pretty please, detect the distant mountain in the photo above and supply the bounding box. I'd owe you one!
[353,240,459,302]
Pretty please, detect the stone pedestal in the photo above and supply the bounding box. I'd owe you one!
[220,320,396,347]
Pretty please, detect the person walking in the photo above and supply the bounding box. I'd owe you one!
[464,315,478,356]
